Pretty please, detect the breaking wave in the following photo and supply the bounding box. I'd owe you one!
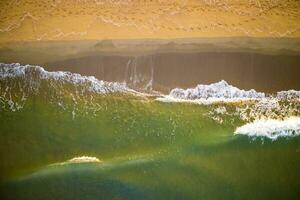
[234,117,300,140]
[164,80,265,101]
[155,81,300,124]
[0,63,142,113]
[157,80,300,105]
[1,63,299,123]
[0,63,130,94]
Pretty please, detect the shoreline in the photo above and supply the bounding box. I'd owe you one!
[0,37,300,93]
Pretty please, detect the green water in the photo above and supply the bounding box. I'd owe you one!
[0,93,299,200]
[0,65,300,199]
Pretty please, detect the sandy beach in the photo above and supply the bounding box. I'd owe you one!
[0,0,300,92]
[0,0,299,43]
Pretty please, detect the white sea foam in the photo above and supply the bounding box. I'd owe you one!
[0,63,130,94]
[168,80,265,99]
[157,80,300,114]
[157,80,265,104]
[277,90,300,99]
[52,156,101,166]
[0,63,141,113]
[234,117,300,140]
[0,63,26,78]
[156,95,256,105]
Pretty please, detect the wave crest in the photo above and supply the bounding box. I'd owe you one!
[234,117,300,140]
[168,80,265,100]
[0,63,139,113]
[0,63,130,94]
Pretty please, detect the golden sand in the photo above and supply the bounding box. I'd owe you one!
[0,0,300,43]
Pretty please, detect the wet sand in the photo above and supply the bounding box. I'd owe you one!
[45,51,300,93]
[1,38,299,93]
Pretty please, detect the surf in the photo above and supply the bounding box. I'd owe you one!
[1,62,300,200]
[235,117,300,140]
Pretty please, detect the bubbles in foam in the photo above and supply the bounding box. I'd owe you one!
[234,117,300,140]
[168,80,265,100]
[0,63,138,113]
[157,80,299,123]
[277,90,300,99]
[0,63,130,94]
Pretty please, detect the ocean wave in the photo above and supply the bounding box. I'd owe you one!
[156,80,266,105]
[0,63,130,94]
[234,117,300,140]
[167,80,265,100]
[157,81,299,123]
[1,63,299,123]
[157,81,300,105]
[0,63,143,113]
